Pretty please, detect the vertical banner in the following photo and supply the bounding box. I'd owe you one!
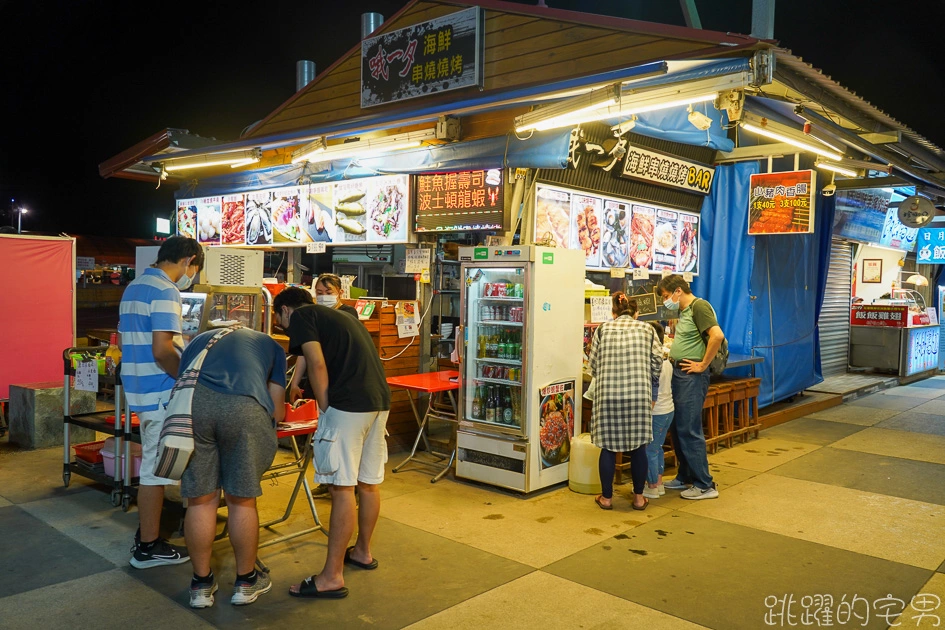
[538,380,576,470]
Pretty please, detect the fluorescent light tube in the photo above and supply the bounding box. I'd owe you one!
[815,161,859,178]
[741,123,844,161]
[164,149,261,172]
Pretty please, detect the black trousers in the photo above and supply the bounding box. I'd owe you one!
[599,446,648,498]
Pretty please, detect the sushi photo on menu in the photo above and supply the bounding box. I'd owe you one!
[269,187,306,243]
[333,180,369,243]
[303,182,334,243]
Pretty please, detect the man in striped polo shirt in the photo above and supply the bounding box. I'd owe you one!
[119,236,203,568]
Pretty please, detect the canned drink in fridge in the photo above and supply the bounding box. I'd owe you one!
[483,365,494,379]
[483,283,491,297]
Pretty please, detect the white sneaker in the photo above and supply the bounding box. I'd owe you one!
[642,486,661,499]
[658,482,665,496]
[663,478,691,491]
[680,485,719,500]
[231,570,272,606]
[190,581,218,609]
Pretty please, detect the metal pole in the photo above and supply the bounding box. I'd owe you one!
[17,211,22,234]
[751,0,775,39]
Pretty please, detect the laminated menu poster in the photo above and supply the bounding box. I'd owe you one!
[601,199,630,268]
[653,208,678,270]
[196,197,222,245]
[570,194,602,268]
[270,187,307,243]
[535,185,571,248]
[221,195,246,245]
[177,200,198,239]
[355,299,376,321]
[334,174,409,243]
[302,183,335,243]
[677,213,699,273]
[538,380,575,470]
[244,191,273,245]
[628,204,654,269]
[748,170,815,234]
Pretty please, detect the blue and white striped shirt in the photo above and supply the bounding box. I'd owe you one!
[118,268,183,412]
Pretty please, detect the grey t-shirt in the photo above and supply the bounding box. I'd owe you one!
[180,328,287,416]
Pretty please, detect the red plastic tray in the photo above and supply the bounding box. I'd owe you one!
[104,413,140,427]
[285,400,319,422]
[73,440,106,464]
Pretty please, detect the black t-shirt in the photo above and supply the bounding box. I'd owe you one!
[287,304,390,412]
[338,304,358,318]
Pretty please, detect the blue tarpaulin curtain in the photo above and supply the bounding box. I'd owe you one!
[174,129,573,199]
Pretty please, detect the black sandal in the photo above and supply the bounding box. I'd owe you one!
[344,546,378,570]
[289,575,349,599]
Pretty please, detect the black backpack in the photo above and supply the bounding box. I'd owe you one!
[698,299,729,376]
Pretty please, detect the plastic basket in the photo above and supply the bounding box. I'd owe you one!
[102,443,143,478]
[73,440,106,464]
[285,400,319,423]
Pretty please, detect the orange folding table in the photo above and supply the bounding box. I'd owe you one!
[387,370,460,483]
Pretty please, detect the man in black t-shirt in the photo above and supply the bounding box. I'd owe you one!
[273,287,391,600]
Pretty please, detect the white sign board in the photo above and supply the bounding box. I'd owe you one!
[632,267,649,280]
[397,323,420,338]
[404,248,432,274]
[590,297,611,323]
[610,267,626,279]
[76,256,96,271]
[75,361,98,392]
[306,242,327,254]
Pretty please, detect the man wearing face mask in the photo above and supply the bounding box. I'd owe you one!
[656,274,724,500]
[119,236,204,567]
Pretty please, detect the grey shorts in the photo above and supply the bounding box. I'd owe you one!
[181,384,278,499]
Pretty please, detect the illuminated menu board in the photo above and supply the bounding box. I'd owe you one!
[414,168,504,232]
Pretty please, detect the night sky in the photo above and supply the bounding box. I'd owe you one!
[3,0,944,238]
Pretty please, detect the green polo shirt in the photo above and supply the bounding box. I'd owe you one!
[669,298,719,362]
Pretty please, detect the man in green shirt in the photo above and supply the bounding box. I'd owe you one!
[657,274,725,500]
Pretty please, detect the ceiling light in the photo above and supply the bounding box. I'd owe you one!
[905,274,929,287]
[293,129,438,164]
[515,85,620,133]
[164,149,262,172]
[741,122,844,161]
[814,160,859,178]
[291,137,327,164]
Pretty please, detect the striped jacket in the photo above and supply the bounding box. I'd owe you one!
[118,268,183,412]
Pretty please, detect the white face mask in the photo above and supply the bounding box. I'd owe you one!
[176,270,195,290]
[316,294,338,307]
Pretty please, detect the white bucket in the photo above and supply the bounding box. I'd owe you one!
[568,432,602,495]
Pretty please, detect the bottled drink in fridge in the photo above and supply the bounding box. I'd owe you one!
[105,333,122,376]
[471,386,484,420]
[502,387,513,424]
[485,386,496,423]
[511,387,522,425]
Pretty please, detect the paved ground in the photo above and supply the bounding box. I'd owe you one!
[2,379,945,629]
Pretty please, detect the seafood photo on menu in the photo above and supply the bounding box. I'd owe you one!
[221,196,245,245]
[196,198,222,245]
[677,214,699,273]
[177,202,197,239]
[366,175,408,242]
[653,208,678,270]
[334,182,368,242]
[304,184,334,243]
[601,201,630,267]
[244,194,273,245]
[628,204,655,269]
[571,194,602,267]
[535,185,571,247]
[269,188,306,243]
[538,382,575,469]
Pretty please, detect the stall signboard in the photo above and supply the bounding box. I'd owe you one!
[748,170,815,234]
[832,189,917,251]
[534,182,699,274]
[414,168,503,232]
[176,174,411,247]
[360,7,483,108]
[850,304,909,328]
[916,228,945,264]
[905,325,939,375]
[619,145,715,195]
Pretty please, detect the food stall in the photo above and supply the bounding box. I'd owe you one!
[849,298,939,378]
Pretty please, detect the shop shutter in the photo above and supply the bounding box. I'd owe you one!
[818,238,853,376]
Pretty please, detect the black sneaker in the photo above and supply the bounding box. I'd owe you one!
[130,538,190,569]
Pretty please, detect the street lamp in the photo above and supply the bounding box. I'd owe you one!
[15,207,28,234]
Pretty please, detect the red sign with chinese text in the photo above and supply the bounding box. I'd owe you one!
[850,304,909,328]
[414,168,504,232]
[748,170,816,234]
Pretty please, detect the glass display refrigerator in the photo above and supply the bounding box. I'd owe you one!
[456,246,585,492]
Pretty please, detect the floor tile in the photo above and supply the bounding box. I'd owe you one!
[940,559,945,573]
[0,496,12,508]
[678,474,945,570]
[0,568,211,630]
[382,480,670,568]
[128,518,533,630]
[771,447,945,505]
[0,506,115,598]
[760,417,865,446]
[892,572,945,628]
[847,393,924,411]
[881,386,945,399]
[907,378,945,389]
[803,405,900,426]
[876,412,945,437]
[911,400,945,416]
[0,442,99,504]
[403,571,709,630]
[545,511,932,630]
[707,437,820,473]
[832,428,945,466]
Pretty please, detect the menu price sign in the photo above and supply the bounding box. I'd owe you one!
[361,7,483,108]
[404,248,431,274]
[414,168,504,232]
[748,170,815,235]
[534,183,699,275]
[589,297,611,323]
[75,361,98,392]
[850,304,909,328]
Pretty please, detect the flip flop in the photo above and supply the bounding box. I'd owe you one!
[595,495,613,510]
[288,575,349,599]
[632,498,649,511]
[344,546,378,570]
